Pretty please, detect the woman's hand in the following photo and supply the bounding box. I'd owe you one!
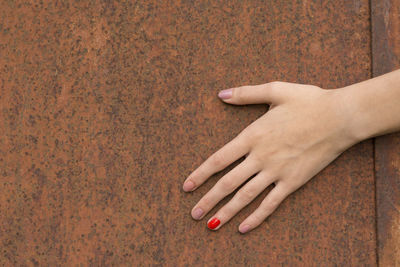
[182,81,360,234]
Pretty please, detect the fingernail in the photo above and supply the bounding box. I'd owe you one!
[183,180,195,192]
[207,217,220,230]
[239,224,251,234]
[218,89,232,99]
[192,208,204,220]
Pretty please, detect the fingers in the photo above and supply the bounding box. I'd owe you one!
[238,181,292,234]
[218,81,287,105]
[191,156,261,220]
[183,131,251,192]
[205,170,276,230]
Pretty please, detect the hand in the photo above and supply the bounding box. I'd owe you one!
[182,81,359,234]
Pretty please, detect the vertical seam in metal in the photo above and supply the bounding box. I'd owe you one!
[369,0,380,265]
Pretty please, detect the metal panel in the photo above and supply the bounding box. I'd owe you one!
[0,1,375,265]
[371,0,400,266]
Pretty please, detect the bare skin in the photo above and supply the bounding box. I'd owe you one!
[182,69,400,234]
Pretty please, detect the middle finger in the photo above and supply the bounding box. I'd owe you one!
[191,155,261,220]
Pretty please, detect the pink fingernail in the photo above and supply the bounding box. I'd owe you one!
[218,89,232,99]
[239,224,251,234]
[183,180,195,192]
[192,208,204,220]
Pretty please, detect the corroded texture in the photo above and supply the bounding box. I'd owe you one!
[0,1,375,266]
[371,0,400,266]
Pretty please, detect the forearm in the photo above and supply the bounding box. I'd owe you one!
[337,69,400,142]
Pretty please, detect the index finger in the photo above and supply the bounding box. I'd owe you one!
[183,131,251,192]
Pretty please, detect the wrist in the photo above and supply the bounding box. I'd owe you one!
[310,87,364,155]
[331,84,378,144]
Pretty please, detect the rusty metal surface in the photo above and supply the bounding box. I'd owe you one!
[0,1,375,266]
[371,0,400,266]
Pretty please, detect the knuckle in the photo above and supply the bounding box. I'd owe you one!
[265,197,281,211]
[247,153,264,167]
[283,182,297,193]
[244,127,256,140]
[238,186,256,203]
[266,81,284,99]
[244,124,265,143]
[219,204,234,217]
[200,196,212,210]
[270,198,280,208]
[218,178,235,193]
[279,180,297,194]
[233,87,244,101]
[252,211,265,223]
[241,131,258,149]
[268,81,282,89]
[237,127,254,143]
[211,152,224,167]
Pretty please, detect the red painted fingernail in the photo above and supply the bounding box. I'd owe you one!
[207,218,220,230]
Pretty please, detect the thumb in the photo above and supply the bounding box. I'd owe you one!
[218,81,286,105]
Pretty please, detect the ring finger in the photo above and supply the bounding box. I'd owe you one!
[191,156,261,220]
[206,170,276,230]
